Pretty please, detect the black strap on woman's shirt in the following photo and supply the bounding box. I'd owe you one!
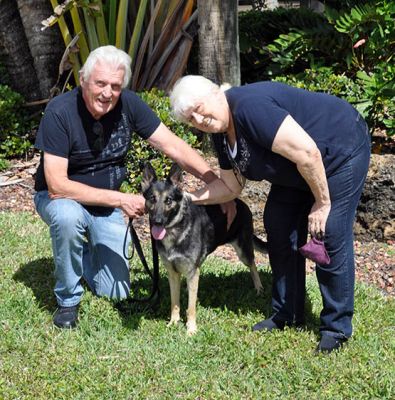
[122,218,160,304]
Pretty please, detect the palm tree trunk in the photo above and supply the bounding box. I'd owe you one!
[0,0,41,101]
[16,0,64,99]
[197,0,240,153]
[197,0,240,86]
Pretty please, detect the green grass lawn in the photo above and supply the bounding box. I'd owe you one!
[1,212,394,399]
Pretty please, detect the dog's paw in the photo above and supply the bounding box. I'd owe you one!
[167,317,180,327]
[186,321,197,336]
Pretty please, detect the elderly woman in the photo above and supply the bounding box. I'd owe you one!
[169,75,370,353]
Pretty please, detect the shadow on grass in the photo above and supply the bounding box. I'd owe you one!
[13,257,58,312]
[117,268,320,332]
[13,258,319,332]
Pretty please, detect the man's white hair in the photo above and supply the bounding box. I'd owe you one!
[170,75,231,123]
[79,45,132,88]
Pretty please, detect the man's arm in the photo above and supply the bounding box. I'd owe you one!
[147,123,218,184]
[44,153,145,218]
[147,123,240,203]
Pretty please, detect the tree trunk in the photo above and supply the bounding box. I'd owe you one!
[0,0,41,101]
[197,1,240,152]
[16,0,64,99]
[301,0,325,13]
[197,0,240,86]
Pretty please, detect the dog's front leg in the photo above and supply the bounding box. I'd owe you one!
[166,266,181,326]
[186,268,200,335]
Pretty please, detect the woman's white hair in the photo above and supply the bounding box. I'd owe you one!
[170,75,231,123]
[79,45,132,88]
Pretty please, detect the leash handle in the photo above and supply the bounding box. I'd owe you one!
[123,219,135,261]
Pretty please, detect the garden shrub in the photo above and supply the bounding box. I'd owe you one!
[326,0,395,136]
[0,85,34,158]
[239,8,329,82]
[274,68,364,103]
[121,88,200,193]
[0,157,10,172]
[239,2,395,137]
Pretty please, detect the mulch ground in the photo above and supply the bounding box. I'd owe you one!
[1,155,393,297]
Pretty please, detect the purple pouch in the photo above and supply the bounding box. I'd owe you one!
[299,237,330,265]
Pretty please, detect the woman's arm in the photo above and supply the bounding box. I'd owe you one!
[272,115,331,238]
[188,168,244,204]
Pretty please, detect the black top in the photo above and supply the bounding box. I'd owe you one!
[35,87,161,193]
[213,82,366,190]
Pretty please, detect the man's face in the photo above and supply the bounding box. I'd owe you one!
[80,61,125,119]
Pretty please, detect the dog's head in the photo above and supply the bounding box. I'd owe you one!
[141,162,187,240]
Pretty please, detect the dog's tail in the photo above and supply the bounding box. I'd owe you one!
[253,235,268,254]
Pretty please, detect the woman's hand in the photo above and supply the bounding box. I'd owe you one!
[308,202,331,239]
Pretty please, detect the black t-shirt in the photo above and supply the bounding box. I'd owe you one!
[34,87,161,193]
[213,82,367,190]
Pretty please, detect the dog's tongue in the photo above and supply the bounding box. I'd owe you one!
[151,225,167,240]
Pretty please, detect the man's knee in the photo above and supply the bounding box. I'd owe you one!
[48,199,86,232]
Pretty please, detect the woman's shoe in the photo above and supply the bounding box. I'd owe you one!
[252,316,287,332]
[252,315,306,332]
[316,335,347,353]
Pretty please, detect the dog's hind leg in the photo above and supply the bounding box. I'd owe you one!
[247,261,263,295]
[232,241,263,295]
[166,266,181,326]
[186,268,200,335]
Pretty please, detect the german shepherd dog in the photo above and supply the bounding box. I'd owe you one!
[141,162,267,335]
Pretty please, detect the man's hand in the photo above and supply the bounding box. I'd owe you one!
[220,200,237,229]
[120,193,146,218]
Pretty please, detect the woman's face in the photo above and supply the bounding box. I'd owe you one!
[185,91,230,133]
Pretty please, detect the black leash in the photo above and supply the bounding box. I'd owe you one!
[122,218,160,304]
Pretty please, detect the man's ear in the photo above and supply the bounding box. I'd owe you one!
[167,163,183,186]
[141,162,157,193]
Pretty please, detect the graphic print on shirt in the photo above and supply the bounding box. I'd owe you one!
[104,112,130,189]
[223,135,251,175]
[238,137,251,174]
[83,112,131,190]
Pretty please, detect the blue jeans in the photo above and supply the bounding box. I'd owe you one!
[34,192,131,307]
[264,118,370,339]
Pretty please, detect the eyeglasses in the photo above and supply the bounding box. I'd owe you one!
[93,121,104,151]
[222,135,245,188]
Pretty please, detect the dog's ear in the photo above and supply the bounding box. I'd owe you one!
[167,163,183,186]
[141,162,157,193]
